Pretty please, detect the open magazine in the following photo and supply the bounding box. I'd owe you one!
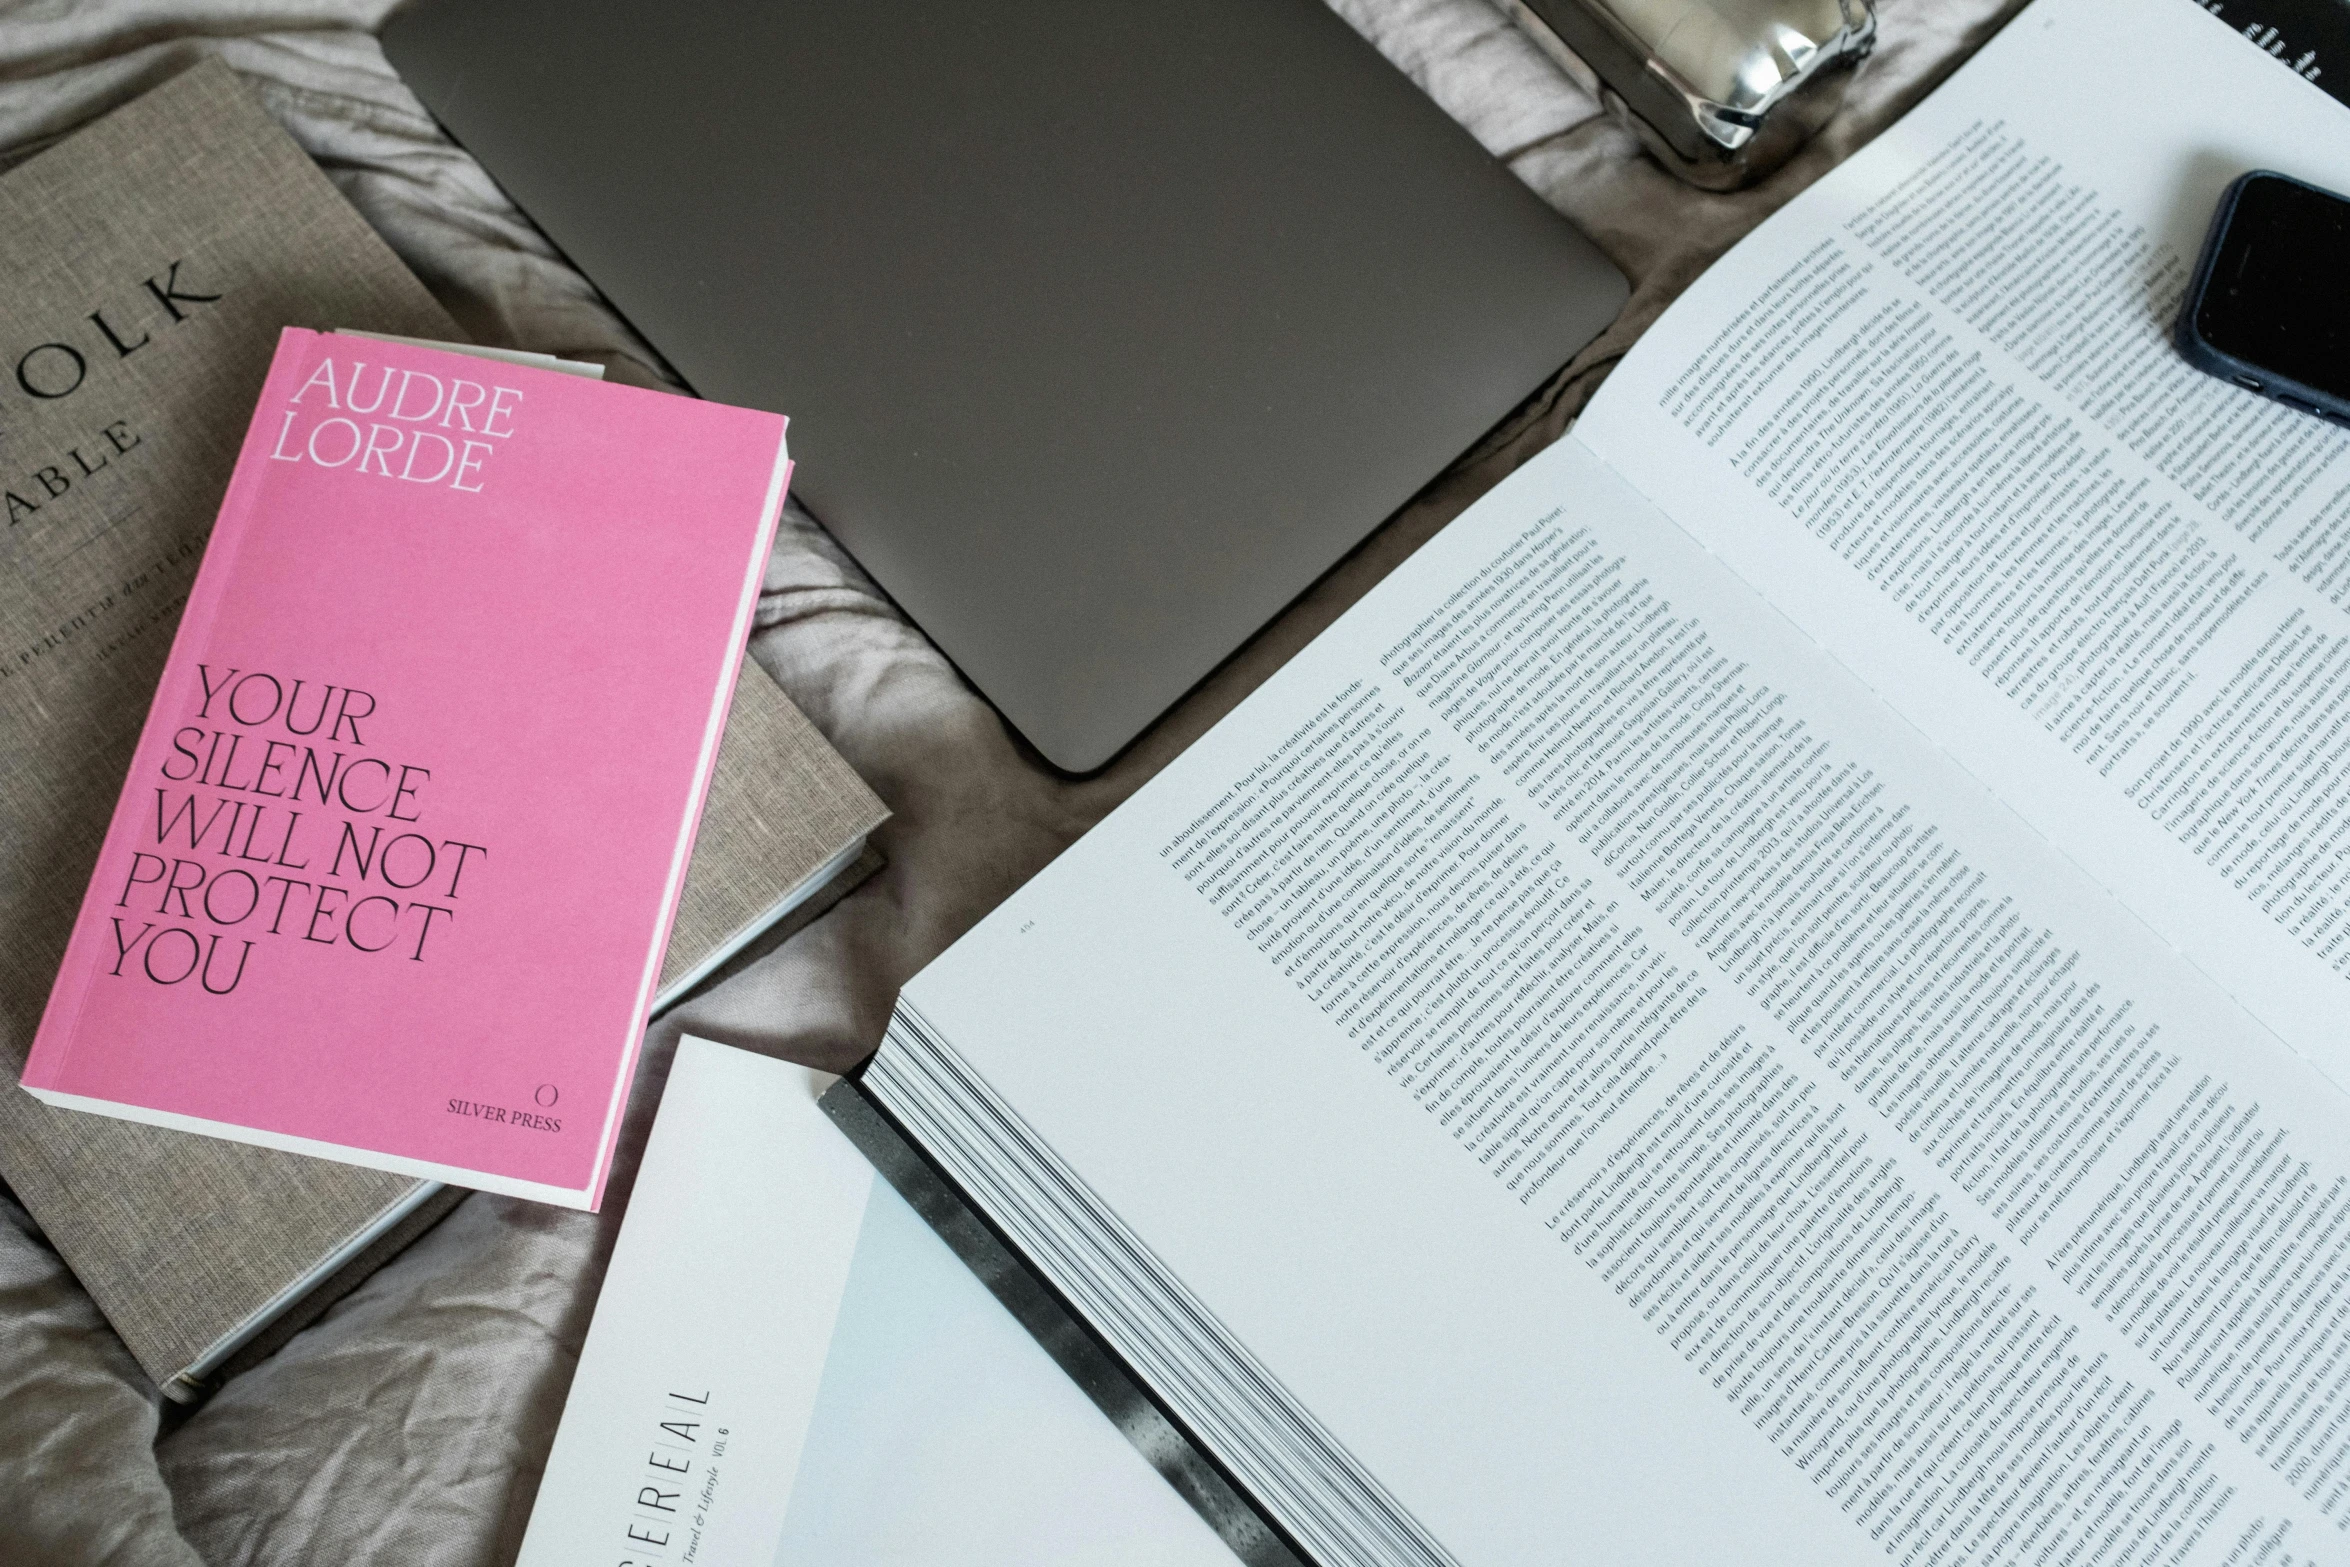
[838,0,2350,1562]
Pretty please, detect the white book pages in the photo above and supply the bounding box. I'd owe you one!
[1575,0,2350,1081]
[872,2,2350,1563]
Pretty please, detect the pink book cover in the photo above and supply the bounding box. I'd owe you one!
[22,329,790,1210]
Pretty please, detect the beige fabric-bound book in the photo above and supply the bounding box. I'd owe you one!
[0,61,884,1397]
[660,666,885,1006]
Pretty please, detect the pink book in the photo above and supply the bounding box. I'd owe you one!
[23,329,790,1210]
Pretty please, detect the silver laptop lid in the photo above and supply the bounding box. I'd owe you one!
[385,0,1627,772]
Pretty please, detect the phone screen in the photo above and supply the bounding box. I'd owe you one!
[2194,173,2350,404]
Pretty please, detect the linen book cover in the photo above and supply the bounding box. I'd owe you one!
[22,328,790,1210]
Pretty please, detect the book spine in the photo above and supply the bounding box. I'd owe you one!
[23,329,319,1086]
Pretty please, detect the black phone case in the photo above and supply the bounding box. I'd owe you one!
[2176,169,2350,429]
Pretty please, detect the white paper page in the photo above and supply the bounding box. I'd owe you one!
[1575,0,2350,1088]
[514,1038,1228,1567]
[909,435,2350,1567]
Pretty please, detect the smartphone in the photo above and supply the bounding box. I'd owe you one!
[2177,170,2350,427]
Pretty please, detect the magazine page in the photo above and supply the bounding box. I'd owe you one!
[1574,0,2350,1084]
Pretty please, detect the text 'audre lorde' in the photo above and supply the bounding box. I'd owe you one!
[268,356,522,492]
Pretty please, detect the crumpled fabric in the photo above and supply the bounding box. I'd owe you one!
[0,0,2019,1560]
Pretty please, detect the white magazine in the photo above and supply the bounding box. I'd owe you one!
[515,1036,1232,1567]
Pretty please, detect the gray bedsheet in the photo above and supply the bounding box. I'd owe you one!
[0,0,2016,1559]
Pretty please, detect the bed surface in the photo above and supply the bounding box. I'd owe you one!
[0,1,2016,1560]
